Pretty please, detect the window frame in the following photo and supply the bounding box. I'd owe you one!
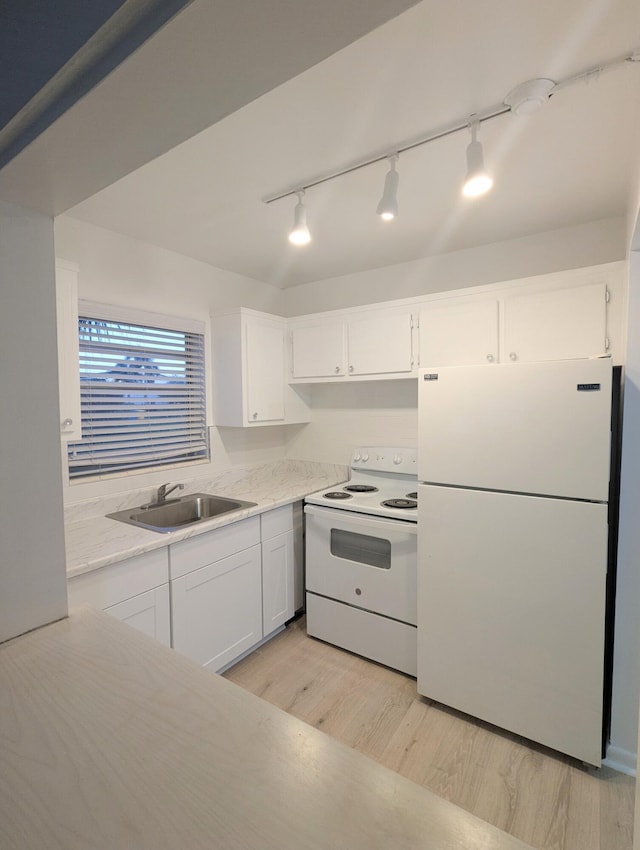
[68,300,212,481]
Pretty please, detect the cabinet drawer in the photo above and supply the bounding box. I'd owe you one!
[169,515,260,579]
[260,503,294,540]
[67,548,169,610]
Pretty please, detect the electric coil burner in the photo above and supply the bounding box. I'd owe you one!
[304,447,418,677]
[381,498,417,509]
[306,447,418,522]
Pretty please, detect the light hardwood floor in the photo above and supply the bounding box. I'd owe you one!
[224,616,635,850]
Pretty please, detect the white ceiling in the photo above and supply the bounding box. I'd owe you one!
[65,0,640,288]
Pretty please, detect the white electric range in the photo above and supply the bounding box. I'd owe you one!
[304,447,418,676]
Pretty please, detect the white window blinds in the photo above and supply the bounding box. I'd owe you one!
[68,312,208,479]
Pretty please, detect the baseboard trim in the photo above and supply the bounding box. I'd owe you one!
[603,745,637,776]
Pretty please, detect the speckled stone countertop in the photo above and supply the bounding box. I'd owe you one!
[65,459,347,578]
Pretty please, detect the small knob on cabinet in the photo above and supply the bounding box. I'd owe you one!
[335,365,340,373]
[349,365,354,373]
[509,352,517,361]
[486,354,494,362]
[61,418,73,428]
[252,412,258,419]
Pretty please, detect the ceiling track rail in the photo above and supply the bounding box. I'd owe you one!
[262,48,640,205]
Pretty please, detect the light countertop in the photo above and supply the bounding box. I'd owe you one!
[65,459,346,578]
[0,607,534,850]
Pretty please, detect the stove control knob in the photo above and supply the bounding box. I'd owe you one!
[361,453,369,462]
[393,455,402,465]
[353,451,361,462]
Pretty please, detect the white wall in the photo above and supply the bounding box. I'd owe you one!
[54,216,290,504]
[283,217,626,316]
[0,201,68,641]
[286,381,417,467]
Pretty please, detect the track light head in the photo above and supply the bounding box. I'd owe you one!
[376,155,399,221]
[288,191,311,246]
[462,120,493,198]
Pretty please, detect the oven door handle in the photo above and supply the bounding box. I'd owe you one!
[304,503,418,535]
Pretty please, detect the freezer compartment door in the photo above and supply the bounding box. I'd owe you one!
[417,484,608,766]
[418,358,612,501]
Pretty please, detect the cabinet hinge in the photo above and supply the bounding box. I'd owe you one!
[605,337,610,351]
[605,287,610,303]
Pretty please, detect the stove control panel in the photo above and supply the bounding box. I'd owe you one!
[351,447,418,475]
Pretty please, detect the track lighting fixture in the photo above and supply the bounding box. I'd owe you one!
[263,48,638,236]
[462,118,493,198]
[288,191,311,246]
[376,154,399,221]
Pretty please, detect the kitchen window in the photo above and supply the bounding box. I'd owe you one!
[67,304,208,479]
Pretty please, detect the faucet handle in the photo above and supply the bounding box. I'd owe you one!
[157,482,184,502]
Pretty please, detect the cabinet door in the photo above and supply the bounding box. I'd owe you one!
[290,321,347,379]
[171,545,262,672]
[419,298,499,367]
[55,261,81,441]
[347,311,414,376]
[105,585,171,647]
[502,282,607,363]
[262,530,294,636]
[245,319,285,422]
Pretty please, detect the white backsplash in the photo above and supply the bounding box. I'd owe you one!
[285,380,419,465]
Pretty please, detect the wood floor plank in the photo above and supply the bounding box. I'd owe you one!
[224,617,635,850]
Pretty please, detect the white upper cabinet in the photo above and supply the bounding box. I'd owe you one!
[502,281,608,363]
[245,318,285,422]
[55,259,81,441]
[290,319,347,379]
[213,308,309,427]
[348,311,414,376]
[289,308,416,382]
[417,266,621,368]
[419,298,499,368]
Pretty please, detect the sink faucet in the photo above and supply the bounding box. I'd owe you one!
[155,482,184,505]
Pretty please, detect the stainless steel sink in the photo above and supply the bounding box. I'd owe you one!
[106,493,257,533]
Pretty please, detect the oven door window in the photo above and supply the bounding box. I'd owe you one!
[330,528,391,569]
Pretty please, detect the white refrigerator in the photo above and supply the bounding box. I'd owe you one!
[417,357,613,766]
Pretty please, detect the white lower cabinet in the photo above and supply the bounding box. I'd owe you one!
[104,585,171,647]
[171,544,263,673]
[67,548,170,646]
[169,508,300,673]
[262,532,294,634]
[68,504,302,672]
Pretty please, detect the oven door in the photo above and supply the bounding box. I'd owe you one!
[304,504,417,625]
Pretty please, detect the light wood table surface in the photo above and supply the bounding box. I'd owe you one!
[0,608,534,850]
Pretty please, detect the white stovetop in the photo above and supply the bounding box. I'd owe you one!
[305,446,419,522]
